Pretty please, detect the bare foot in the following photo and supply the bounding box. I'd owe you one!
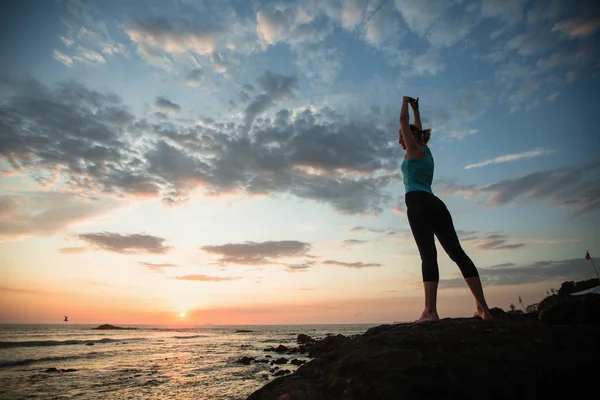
[473,307,492,320]
[416,310,440,323]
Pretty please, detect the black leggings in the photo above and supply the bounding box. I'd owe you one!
[405,191,479,282]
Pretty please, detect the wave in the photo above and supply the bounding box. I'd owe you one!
[0,337,146,349]
[0,352,104,368]
[172,335,207,339]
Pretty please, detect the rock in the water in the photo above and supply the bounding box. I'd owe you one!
[270,357,288,365]
[273,369,291,377]
[236,356,255,365]
[92,324,136,330]
[235,330,253,333]
[45,367,59,373]
[61,369,78,373]
[246,318,600,399]
[264,345,288,353]
[297,334,313,344]
[290,359,306,366]
[86,343,94,346]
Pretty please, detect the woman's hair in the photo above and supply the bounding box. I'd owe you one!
[400,124,431,148]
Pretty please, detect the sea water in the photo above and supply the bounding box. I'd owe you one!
[0,324,376,399]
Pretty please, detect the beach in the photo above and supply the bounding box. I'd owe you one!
[0,323,376,399]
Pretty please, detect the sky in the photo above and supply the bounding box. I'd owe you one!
[0,0,599,325]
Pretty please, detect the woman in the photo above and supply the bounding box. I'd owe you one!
[399,96,491,322]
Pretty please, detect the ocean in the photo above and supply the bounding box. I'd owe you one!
[0,323,377,399]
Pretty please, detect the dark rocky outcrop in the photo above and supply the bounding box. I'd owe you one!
[539,295,600,326]
[91,324,137,330]
[247,317,600,400]
[235,330,254,333]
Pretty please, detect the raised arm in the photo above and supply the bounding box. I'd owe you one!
[409,97,422,131]
[400,96,419,150]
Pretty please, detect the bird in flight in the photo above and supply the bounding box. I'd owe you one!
[64,316,69,322]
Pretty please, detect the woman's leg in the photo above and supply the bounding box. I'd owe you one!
[433,200,491,319]
[406,193,440,322]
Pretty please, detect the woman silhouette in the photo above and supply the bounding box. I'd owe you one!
[399,96,491,322]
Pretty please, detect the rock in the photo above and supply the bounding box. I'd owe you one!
[262,374,269,380]
[297,334,313,344]
[246,318,600,400]
[236,356,255,365]
[290,359,306,366]
[296,334,351,358]
[92,324,137,330]
[45,367,59,373]
[235,330,253,333]
[255,359,270,364]
[264,345,289,353]
[489,307,506,316]
[241,344,252,348]
[539,296,600,326]
[265,355,272,358]
[270,358,288,365]
[273,369,291,377]
[86,343,94,346]
[61,369,78,373]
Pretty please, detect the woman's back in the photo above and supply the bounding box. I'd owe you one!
[401,145,434,194]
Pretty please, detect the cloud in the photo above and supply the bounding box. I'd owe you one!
[440,258,596,287]
[449,128,478,140]
[349,226,385,233]
[139,262,178,272]
[480,0,526,23]
[53,50,74,66]
[552,18,600,38]
[201,240,311,265]
[464,233,526,250]
[343,239,369,246]
[155,97,181,114]
[0,78,402,215]
[127,18,218,56]
[0,192,115,241]
[73,232,171,254]
[256,7,292,44]
[341,0,366,30]
[364,1,404,46]
[323,260,383,269]
[440,163,600,213]
[465,148,555,169]
[185,68,205,86]
[173,274,239,282]
[283,261,316,272]
[244,70,298,126]
[405,48,445,76]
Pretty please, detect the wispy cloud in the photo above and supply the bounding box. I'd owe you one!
[440,258,596,287]
[71,232,171,254]
[323,260,382,269]
[174,274,239,282]
[139,262,178,272]
[465,148,555,169]
[201,240,311,266]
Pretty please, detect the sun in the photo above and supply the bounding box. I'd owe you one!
[179,312,186,318]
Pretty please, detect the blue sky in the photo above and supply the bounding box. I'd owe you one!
[0,0,599,324]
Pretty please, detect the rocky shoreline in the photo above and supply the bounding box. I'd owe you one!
[245,298,600,399]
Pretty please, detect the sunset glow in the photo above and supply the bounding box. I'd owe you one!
[0,0,598,326]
